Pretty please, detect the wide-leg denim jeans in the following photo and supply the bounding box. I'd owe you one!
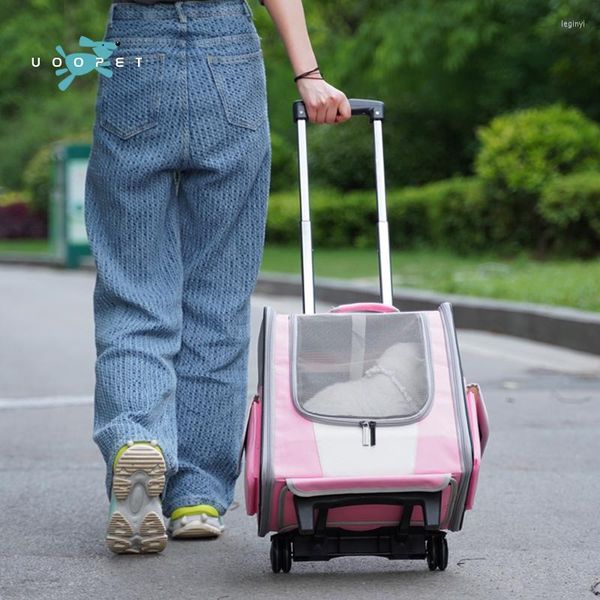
[84,0,271,516]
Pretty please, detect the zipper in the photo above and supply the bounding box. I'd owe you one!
[360,420,377,446]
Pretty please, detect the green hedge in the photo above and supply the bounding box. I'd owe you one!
[411,178,488,253]
[0,190,30,207]
[266,178,489,254]
[540,171,600,256]
[269,131,296,192]
[23,145,54,215]
[267,171,600,257]
[476,104,600,195]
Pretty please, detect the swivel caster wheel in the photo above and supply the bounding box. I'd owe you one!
[426,539,437,571]
[280,538,292,573]
[435,536,448,571]
[270,536,292,573]
[427,535,448,571]
[270,538,281,573]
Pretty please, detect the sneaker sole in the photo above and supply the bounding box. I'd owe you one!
[106,444,167,554]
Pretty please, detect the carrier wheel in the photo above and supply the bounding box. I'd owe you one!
[280,538,292,573]
[270,538,281,573]
[435,536,448,571]
[426,539,437,571]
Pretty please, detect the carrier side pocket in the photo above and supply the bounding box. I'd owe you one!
[244,395,262,516]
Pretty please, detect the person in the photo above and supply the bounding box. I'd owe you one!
[84,0,351,554]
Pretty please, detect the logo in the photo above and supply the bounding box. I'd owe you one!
[54,36,118,91]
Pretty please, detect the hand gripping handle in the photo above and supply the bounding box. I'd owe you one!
[293,98,384,122]
[293,98,393,314]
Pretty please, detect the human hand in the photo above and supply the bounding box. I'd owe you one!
[296,75,351,124]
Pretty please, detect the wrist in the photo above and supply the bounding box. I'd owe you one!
[296,77,323,89]
[294,66,321,82]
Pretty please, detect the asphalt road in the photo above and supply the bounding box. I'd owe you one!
[1,264,599,600]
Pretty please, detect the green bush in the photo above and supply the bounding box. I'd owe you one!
[265,190,300,244]
[23,144,54,215]
[266,188,374,247]
[476,104,600,195]
[417,178,488,253]
[539,171,600,256]
[311,189,387,248]
[269,131,296,192]
[266,178,489,254]
[0,190,31,207]
[474,104,600,251]
[308,119,374,191]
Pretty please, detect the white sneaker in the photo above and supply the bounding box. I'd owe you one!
[168,505,225,539]
[105,441,167,554]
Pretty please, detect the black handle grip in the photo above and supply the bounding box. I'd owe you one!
[293,98,384,122]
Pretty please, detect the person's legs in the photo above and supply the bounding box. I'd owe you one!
[84,2,187,550]
[86,151,182,490]
[163,156,270,517]
[161,2,271,518]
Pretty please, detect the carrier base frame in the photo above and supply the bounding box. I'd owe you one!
[269,490,450,573]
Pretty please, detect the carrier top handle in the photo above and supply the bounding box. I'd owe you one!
[293,99,393,314]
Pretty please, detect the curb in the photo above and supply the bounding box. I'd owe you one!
[0,254,63,267]
[2,256,599,356]
[256,273,600,356]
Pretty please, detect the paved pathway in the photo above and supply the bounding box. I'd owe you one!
[1,264,599,600]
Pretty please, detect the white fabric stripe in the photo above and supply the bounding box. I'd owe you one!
[313,420,419,477]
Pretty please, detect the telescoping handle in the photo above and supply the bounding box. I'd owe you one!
[292,98,393,315]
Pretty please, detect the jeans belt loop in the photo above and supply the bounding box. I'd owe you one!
[174,1,188,24]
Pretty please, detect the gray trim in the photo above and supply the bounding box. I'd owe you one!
[277,478,458,531]
[236,392,256,478]
[441,476,457,530]
[289,311,435,426]
[439,302,474,531]
[286,475,452,498]
[277,484,290,531]
[258,307,277,537]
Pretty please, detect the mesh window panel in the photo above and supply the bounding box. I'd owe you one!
[293,313,431,420]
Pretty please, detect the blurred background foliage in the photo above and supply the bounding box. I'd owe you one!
[0,0,599,255]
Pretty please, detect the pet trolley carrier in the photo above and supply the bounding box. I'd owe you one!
[243,99,489,573]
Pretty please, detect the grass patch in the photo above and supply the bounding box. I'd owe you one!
[0,238,51,254]
[261,244,600,312]
[1,240,597,312]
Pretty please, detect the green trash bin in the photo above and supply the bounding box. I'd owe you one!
[50,143,92,268]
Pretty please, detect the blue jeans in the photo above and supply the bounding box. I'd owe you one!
[84,0,271,516]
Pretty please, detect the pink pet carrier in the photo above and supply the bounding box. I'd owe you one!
[243,99,489,573]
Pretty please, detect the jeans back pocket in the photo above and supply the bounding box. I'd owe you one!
[207,51,267,131]
[98,53,165,140]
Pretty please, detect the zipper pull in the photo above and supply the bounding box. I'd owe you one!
[361,421,370,446]
[360,421,377,446]
[369,420,377,446]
